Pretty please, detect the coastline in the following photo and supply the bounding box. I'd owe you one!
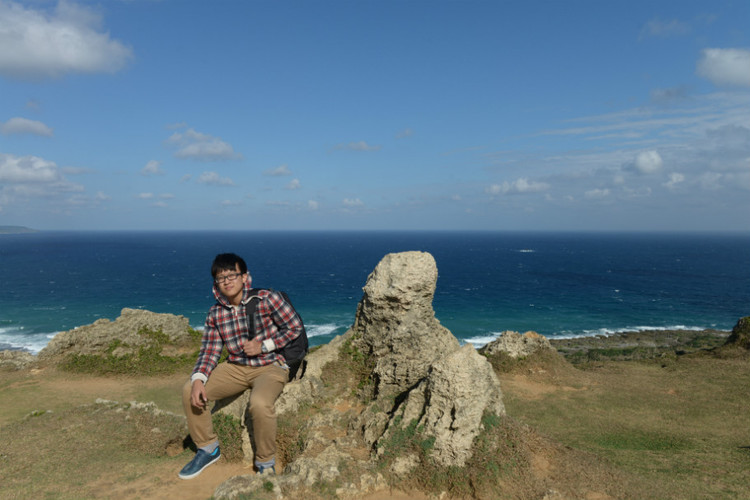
[548,327,730,359]
[1,322,731,361]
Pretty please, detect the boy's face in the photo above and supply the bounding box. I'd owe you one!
[214,263,247,304]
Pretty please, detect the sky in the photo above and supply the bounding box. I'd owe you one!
[1,0,749,232]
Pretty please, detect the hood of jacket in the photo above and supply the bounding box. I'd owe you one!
[212,274,254,308]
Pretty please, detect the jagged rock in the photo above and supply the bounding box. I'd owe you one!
[214,251,505,497]
[37,308,192,361]
[480,330,554,358]
[386,344,505,466]
[351,251,504,467]
[725,316,750,349]
[0,350,36,370]
[350,251,460,397]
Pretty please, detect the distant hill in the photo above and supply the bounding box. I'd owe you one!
[0,226,38,234]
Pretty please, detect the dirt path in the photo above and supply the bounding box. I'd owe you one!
[88,460,253,500]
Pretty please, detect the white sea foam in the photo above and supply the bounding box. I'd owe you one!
[0,326,57,354]
[307,322,346,338]
[463,333,501,348]
[554,324,711,339]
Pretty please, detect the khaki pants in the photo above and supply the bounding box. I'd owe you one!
[182,362,288,464]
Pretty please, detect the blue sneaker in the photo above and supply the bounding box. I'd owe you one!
[179,447,221,479]
[257,464,276,475]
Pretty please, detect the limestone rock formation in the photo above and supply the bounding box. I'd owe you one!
[0,349,36,370]
[37,308,192,361]
[480,330,554,359]
[350,251,460,397]
[392,343,505,466]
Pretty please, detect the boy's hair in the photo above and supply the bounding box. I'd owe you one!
[211,253,248,278]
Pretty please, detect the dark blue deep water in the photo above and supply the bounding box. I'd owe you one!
[1,231,748,353]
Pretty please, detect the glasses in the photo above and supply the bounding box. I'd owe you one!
[214,272,242,285]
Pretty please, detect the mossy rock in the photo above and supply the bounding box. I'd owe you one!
[725,316,750,349]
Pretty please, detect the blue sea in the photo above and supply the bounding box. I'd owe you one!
[1,231,748,354]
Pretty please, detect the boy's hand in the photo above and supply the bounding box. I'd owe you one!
[243,339,262,357]
[190,380,208,409]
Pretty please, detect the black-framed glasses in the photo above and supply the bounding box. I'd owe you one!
[214,272,242,284]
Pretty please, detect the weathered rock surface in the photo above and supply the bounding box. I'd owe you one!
[480,330,554,359]
[37,308,192,361]
[350,251,461,397]
[393,343,505,466]
[725,316,750,349]
[0,349,36,370]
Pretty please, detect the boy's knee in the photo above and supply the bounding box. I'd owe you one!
[182,379,193,403]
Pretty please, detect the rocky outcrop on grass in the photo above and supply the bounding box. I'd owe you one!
[214,251,506,499]
[480,330,554,359]
[37,308,194,361]
[725,316,750,350]
[0,350,36,370]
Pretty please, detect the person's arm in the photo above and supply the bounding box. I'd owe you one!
[261,291,304,354]
[189,312,224,407]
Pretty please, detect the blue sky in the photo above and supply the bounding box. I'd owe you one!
[1,0,749,231]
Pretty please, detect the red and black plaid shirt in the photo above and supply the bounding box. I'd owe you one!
[191,280,304,382]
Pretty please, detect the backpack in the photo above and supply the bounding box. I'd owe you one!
[245,288,309,380]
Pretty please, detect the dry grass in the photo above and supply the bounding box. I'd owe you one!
[498,349,750,499]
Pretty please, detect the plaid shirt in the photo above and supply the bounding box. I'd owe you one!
[191,279,304,383]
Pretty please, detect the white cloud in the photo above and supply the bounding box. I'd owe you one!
[165,128,241,161]
[486,178,550,195]
[197,171,235,186]
[333,141,382,152]
[136,192,154,200]
[0,0,133,80]
[697,48,750,87]
[396,128,414,139]
[286,178,301,190]
[0,153,60,183]
[140,160,163,176]
[585,188,610,199]
[638,18,690,40]
[307,200,319,210]
[632,150,663,174]
[664,172,685,190]
[264,164,291,176]
[698,172,722,190]
[1,117,53,136]
[342,197,364,207]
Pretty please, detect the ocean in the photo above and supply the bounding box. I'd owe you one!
[1,231,748,353]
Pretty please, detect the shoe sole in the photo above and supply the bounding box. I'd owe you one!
[178,453,221,480]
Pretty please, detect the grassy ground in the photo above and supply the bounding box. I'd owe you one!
[497,347,750,499]
[1,331,748,499]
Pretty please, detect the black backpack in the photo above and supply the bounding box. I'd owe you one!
[245,288,309,380]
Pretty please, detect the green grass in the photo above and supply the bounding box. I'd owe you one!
[499,354,750,499]
[0,400,187,499]
[60,326,200,376]
[211,412,244,462]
